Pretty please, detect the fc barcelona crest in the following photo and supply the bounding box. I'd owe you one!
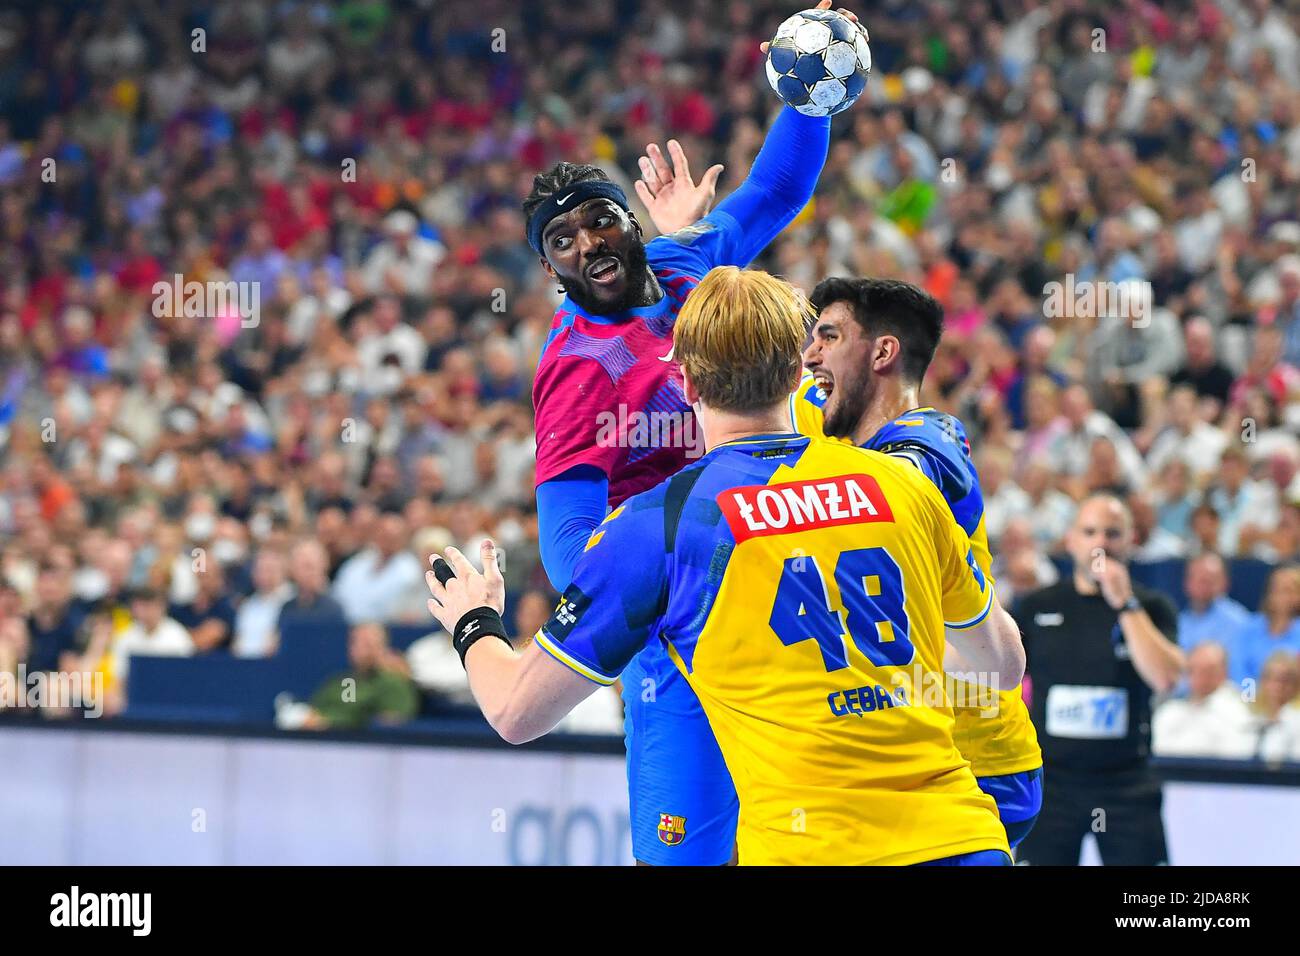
[657,813,687,846]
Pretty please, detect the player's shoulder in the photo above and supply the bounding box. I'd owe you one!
[818,436,938,494]
[647,212,729,253]
[532,308,627,399]
[535,307,579,363]
[646,210,737,266]
[870,407,969,453]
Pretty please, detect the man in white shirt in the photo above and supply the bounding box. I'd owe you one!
[1018,460,1076,553]
[332,511,425,624]
[1207,446,1279,556]
[355,294,427,386]
[1128,490,1188,562]
[112,587,194,685]
[1051,385,1147,489]
[1145,385,1230,483]
[362,209,444,297]
[1152,642,1255,758]
[232,548,293,658]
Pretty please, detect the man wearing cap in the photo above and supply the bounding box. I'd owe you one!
[362,208,445,297]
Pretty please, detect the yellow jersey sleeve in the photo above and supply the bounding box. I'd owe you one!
[927,488,994,629]
[789,372,827,439]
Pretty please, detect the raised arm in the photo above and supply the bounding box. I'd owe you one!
[634,1,864,253]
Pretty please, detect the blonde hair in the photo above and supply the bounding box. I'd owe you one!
[673,266,813,413]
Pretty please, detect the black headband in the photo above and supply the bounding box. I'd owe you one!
[527,180,630,255]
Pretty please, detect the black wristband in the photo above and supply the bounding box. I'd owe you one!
[1117,595,1143,615]
[452,605,510,668]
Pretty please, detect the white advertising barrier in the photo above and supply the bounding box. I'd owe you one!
[1076,781,1300,865]
[0,726,632,865]
[2,726,1297,864]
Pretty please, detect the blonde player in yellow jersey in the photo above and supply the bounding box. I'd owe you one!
[795,276,1044,849]
[424,266,1025,865]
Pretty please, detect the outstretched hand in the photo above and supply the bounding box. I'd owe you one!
[634,139,725,236]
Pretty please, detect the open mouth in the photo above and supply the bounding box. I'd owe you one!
[813,372,834,396]
[585,255,623,286]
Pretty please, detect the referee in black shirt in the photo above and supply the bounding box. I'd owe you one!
[1015,494,1186,865]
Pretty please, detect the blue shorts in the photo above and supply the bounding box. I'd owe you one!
[915,853,1013,868]
[976,766,1044,849]
[916,849,1013,865]
[622,647,737,866]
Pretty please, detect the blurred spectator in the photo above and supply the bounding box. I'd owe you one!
[362,209,445,298]
[1016,460,1075,554]
[1206,446,1277,556]
[110,587,194,694]
[301,622,419,730]
[1152,642,1254,759]
[1170,316,1235,411]
[331,511,424,623]
[991,517,1059,608]
[0,616,30,714]
[1005,326,1068,430]
[1128,490,1186,561]
[1050,386,1146,492]
[1252,651,1300,763]
[1085,286,1183,427]
[356,294,427,391]
[1187,502,1225,557]
[232,548,293,658]
[1016,378,1069,463]
[170,561,238,653]
[1178,553,1252,653]
[1223,566,1300,687]
[977,446,1029,546]
[1153,459,1197,543]
[1229,326,1299,410]
[276,539,348,638]
[1145,385,1229,484]
[25,563,85,673]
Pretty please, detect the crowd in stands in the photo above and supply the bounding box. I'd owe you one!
[0,1,1298,755]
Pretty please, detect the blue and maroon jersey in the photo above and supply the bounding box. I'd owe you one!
[532,213,763,506]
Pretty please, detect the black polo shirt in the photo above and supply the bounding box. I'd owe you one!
[1014,579,1178,775]
[26,604,86,672]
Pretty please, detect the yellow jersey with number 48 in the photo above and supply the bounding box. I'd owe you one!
[791,373,1042,777]
[535,432,1009,865]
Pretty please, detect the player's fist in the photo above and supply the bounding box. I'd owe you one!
[426,543,506,634]
[1094,556,1134,611]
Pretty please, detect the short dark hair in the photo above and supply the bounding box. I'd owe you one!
[809,277,945,383]
[521,162,611,223]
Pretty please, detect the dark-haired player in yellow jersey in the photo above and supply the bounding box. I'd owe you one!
[796,276,1044,849]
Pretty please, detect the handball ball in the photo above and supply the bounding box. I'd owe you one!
[765,9,871,117]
